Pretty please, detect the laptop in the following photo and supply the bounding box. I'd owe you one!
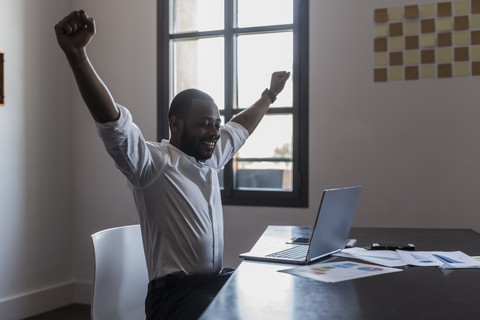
[239,186,362,265]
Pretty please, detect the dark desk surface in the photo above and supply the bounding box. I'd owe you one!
[200,226,480,320]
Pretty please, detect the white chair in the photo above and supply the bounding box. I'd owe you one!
[91,224,149,320]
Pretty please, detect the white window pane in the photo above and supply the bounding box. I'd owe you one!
[236,114,292,158]
[237,32,293,108]
[171,0,224,33]
[237,0,293,28]
[172,38,225,109]
[234,114,293,190]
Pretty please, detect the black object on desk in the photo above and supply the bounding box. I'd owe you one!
[365,242,415,250]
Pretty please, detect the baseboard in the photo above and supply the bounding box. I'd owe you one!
[0,281,92,320]
[73,280,93,305]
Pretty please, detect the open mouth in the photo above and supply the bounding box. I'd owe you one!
[202,139,217,149]
[203,140,216,146]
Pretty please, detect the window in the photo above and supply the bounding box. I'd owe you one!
[158,0,308,207]
[0,52,4,106]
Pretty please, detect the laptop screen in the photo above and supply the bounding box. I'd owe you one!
[306,186,361,262]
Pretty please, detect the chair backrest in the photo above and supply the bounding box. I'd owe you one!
[91,224,149,320]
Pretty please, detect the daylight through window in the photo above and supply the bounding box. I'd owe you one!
[158,0,309,207]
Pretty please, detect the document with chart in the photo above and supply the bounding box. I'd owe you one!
[396,250,480,269]
[279,261,402,283]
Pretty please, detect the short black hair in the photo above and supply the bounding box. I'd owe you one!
[168,89,214,120]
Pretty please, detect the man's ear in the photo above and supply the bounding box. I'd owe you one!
[169,116,184,134]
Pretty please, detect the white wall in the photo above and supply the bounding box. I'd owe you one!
[308,0,480,230]
[70,0,157,290]
[0,0,74,318]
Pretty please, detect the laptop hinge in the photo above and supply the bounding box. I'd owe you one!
[308,249,342,263]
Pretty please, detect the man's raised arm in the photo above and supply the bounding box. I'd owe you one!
[54,10,119,123]
[231,71,290,135]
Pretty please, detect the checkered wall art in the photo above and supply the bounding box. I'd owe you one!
[374,0,480,82]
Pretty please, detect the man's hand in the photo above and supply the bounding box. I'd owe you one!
[269,71,291,95]
[54,10,119,123]
[54,10,95,63]
[231,70,291,134]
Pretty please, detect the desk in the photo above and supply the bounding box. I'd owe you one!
[200,226,480,320]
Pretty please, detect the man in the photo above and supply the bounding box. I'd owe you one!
[55,10,290,320]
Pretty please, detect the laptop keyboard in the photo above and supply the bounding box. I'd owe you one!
[266,245,308,259]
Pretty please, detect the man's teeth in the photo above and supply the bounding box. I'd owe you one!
[204,141,215,146]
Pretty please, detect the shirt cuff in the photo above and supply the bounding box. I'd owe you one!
[95,103,133,147]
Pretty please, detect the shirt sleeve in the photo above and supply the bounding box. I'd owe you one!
[95,103,156,186]
[208,121,249,170]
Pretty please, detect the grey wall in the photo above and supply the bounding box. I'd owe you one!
[0,0,73,318]
[69,0,157,294]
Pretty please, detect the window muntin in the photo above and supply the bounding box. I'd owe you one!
[235,114,293,191]
[160,0,308,207]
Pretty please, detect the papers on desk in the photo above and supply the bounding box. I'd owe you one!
[279,252,480,284]
[336,248,480,269]
[335,248,407,267]
[397,250,480,269]
[279,261,402,283]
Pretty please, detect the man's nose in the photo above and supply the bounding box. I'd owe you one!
[208,124,219,136]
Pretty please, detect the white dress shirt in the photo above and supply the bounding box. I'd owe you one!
[96,104,249,280]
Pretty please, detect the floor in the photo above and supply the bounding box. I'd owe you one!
[22,304,90,320]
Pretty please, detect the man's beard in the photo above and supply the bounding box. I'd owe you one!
[180,128,214,161]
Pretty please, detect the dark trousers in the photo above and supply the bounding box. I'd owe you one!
[145,268,235,320]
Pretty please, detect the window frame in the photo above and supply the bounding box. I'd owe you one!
[157,0,309,207]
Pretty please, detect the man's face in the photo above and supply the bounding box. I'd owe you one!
[180,98,221,161]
